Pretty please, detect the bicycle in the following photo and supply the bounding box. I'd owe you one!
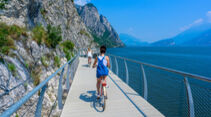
[97,78,107,111]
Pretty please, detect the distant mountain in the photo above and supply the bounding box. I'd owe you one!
[119,34,148,46]
[183,29,211,46]
[151,24,211,46]
[151,39,175,46]
[75,3,124,47]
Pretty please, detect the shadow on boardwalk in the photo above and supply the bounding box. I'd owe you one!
[79,90,104,112]
[82,64,90,68]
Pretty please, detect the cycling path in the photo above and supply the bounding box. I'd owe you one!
[61,57,164,117]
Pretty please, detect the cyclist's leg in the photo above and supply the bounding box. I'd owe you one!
[96,77,102,98]
[102,76,107,97]
[88,57,91,65]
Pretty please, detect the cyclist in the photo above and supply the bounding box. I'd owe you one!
[92,46,110,99]
[87,48,92,67]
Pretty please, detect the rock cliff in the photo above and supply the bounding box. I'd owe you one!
[75,3,124,47]
[0,0,95,116]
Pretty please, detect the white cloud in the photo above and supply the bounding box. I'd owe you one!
[180,18,204,31]
[206,11,211,23]
[74,0,91,6]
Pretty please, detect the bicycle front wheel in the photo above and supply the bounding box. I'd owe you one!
[102,96,106,111]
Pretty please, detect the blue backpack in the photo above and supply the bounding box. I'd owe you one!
[97,56,108,78]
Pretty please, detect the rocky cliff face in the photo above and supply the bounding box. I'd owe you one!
[0,0,94,48]
[0,0,95,116]
[75,3,124,47]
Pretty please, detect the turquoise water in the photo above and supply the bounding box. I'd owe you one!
[108,47,211,78]
[107,47,211,117]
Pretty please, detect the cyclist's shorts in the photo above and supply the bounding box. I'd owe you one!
[96,74,108,79]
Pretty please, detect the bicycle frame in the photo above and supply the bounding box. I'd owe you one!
[99,79,107,111]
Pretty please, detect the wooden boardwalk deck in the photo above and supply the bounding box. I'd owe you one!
[61,58,164,117]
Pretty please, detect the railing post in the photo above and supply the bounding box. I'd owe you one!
[109,56,112,71]
[66,63,71,90]
[184,77,195,117]
[124,59,129,85]
[114,57,118,76]
[58,68,64,109]
[141,64,148,100]
[35,84,47,117]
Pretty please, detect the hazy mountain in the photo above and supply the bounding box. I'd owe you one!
[119,34,148,46]
[183,29,211,46]
[151,39,175,46]
[75,3,124,47]
[151,24,211,46]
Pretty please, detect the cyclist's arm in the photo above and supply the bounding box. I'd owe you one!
[92,57,98,68]
[106,56,110,68]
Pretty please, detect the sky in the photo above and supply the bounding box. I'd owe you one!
[75,0,211,42]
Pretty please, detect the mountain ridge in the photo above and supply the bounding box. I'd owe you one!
[75,3,124,47]
[119,33,148,46]
[151,24,211,46]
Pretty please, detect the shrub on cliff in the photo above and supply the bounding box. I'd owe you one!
[41,56,49,68]
[0,0,8,10]
[8,63,17,76]
[79,29,91,38]
[32,25,47,45]
[9,25,27,40]
[0,23,26,55]
[32,24,62,48]
[61,40,74,60]
[31,66,42,86]
[54,56,60,67]
[46,24,62,48]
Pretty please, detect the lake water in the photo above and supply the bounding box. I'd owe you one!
[107,47,211,117]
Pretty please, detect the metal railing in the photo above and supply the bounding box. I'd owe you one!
[0,52,80,117]
[107,54,211,117]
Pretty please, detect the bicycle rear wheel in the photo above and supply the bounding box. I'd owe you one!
[102,86,106,111]
[102,96,106,111]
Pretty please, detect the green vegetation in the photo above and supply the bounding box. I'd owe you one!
[54,56,60,67]
[79,29,91,38]
[8,63,17,76]
[92,29,115,48]
[61,40,74,61]
[25,62,29,69]
[46,24,62,48]
[86,3,96,8]
[40,8,47,16]
[0,23,26,55]
[8,63,16,72]
[66,20,70,29]
[31,67,41,86]
[71,0,74,3]
[15,114,19,117]
[61,40,74,51]
[0,56,4,63]
[24,82,28,90]
[32,24,62,48]
[0,0,8,10]
[41,56,49,67]
[32,25,47,45]
[9,25,27,40]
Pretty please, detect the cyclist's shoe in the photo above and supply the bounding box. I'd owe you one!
[105,95,108,100]
[97,94,100,99]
